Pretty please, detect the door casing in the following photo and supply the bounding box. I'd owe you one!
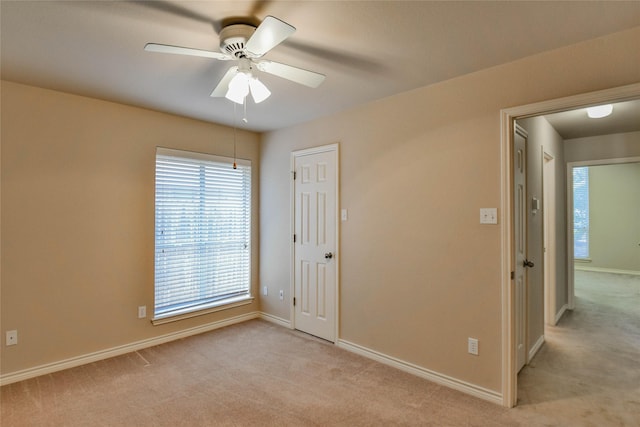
[500,82,640,407]
[543,151,557,326]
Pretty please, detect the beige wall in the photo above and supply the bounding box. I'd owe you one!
[1,81,261,374]
[565,131,640,163]
[260,27,640,392]
[2,25,640,396]
[517,116,567,349]
[589,163,640,272]
[565,131,640,274]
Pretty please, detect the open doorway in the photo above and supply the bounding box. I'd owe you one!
[515,157,640,426]
[499,82,640,407]
[567,159,640,304]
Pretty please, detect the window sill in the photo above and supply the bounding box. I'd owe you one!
[574,258,592,263]
[151,295,254,326]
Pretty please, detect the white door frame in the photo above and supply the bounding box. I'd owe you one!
[542,150,557,326]
[566,156,640,310]
[290,143,340,342]
[500,82,640,407]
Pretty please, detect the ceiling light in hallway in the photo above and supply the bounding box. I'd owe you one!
[586,104,613,118]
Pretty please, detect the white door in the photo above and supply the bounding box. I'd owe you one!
[514,126,529,373]
[292,145,338,342]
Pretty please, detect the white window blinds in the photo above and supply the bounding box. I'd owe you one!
[154,148,251,319]
[573,166,589,259]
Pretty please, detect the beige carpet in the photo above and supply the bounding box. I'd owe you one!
[2,320,516,426]
[2,270,638,426]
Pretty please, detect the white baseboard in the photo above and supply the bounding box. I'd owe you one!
[2,311,503,407]
[555,304,569,324]
[528,334,545,362]
[337,339,502,405]
[575,265,640,276]
[0,311,260,386]
[259,312,291,328]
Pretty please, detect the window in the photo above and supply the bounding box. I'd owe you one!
[154,148,251,321]
[573,166,589,259]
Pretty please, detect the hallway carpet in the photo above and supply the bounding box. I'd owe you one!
[516,270,640,426]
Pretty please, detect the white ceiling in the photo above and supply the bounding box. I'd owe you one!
[2,1,640,132]
[542,99,640,140]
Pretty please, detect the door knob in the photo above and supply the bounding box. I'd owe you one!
[523,259,534,268]
[324,252,333,259]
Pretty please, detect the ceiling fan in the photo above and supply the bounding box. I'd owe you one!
[145,15,326,104]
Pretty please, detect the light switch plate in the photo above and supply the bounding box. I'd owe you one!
[341,209,348,221]
[468,337,479,355]
[480,208,498,224]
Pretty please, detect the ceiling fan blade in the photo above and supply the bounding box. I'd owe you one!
[245,16,295,57]
[248,0,273,18]
[283,39,388,74]
[129,1,222,34]
[144,43,231,60]
[256,60,325,88]
[210,66,239,97]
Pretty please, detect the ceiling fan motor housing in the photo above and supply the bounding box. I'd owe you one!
[219,24,256,58]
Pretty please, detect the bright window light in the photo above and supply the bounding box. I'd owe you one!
[154,148,251,320]
[573,167,589,259]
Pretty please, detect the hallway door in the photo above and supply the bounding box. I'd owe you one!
[514,126,530,372]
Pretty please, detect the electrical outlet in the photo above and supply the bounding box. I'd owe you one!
[138,306,147,319]
[6,330,18,346]
[263,286,268,296]
[279,290,284,300]
[468,337,479,356]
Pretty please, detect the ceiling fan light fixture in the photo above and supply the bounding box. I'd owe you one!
[225,72,250,104]
[147,15,325,104]
[249,77,271,103]
[586,104,613,119]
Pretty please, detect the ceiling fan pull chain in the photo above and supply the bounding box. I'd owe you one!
[233,102,237,169]
[242,96,248,123]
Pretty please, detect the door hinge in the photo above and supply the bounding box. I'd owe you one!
[511,271,515,280]
[293,234,297,243]
[293,297,296,306]
[292,171,297,180]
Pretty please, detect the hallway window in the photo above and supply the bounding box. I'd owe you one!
[573,166,589,259]
[154,148,251,321]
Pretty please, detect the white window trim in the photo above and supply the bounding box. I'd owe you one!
[151,295,254,325]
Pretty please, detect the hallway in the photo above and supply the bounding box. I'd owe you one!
[516,270,640,426]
